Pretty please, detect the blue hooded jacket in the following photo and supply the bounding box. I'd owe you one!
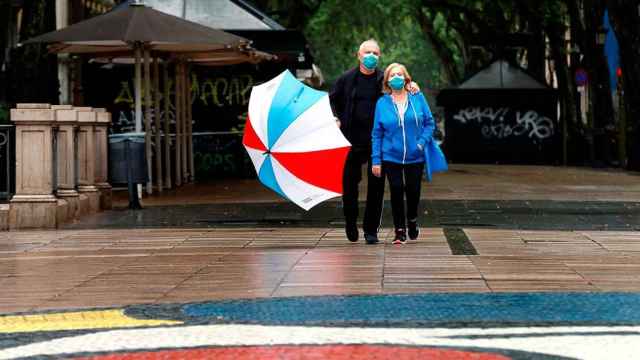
[371,92,435,166]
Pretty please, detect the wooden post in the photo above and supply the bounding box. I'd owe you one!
[163,61,172,189]
[144,48,153,195]
[187,64,195,182]
[153,57,163,192]
[174,62,182,187]
[181,64,188,183]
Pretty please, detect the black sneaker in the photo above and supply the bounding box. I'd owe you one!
[408,220,419,240]
[346,222,359,242]
[392,229,406,244]
[364,233,379,244]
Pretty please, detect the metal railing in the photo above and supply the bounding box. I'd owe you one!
[0,125,15,201]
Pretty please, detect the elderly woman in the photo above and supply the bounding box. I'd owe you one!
[371,63,435,244]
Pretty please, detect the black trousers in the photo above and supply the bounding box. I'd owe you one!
[383,161,423,230]
[342,146,385,235]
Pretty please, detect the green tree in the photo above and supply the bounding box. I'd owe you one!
[304,0,443,98]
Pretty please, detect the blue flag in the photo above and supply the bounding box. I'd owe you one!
[603,9,620,91]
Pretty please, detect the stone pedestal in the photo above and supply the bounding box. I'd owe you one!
[94,108,112,210]
[0,204,9,231]
[76,107,100,213]
[53,105,80,220]
[9,104,58,229]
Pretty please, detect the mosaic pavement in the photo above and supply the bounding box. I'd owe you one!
[2,226,640,359]
[1,293,640,359]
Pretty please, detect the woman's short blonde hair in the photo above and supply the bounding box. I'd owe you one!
[382,63,412,93]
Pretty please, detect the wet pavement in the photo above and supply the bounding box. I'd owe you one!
[64,164,640,231]
[63,199,640,231]
[1,165,640,359]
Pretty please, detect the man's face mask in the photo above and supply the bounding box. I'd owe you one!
[362,53,379,70]
[388,75,405,90]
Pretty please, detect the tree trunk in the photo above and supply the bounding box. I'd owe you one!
[527,17,547,82]
[548,22,579,165]
[607,0,640,170]
[415,9,461,84]
[567,0,586,133]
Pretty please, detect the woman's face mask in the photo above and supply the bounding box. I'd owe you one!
[362,53,379,70]
[388,75,405,91]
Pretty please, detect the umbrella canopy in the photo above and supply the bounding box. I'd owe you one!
[23,3,248,54]
[89,48,275,65]
[243,70,351,211]
[182,49,276,66]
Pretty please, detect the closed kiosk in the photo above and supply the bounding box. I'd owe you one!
[437,60,559,164]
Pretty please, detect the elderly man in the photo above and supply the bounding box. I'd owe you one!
[330,39,417,244]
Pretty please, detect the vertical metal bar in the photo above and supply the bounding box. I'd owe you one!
[163,61,172,189]
[134,44,143,132]
[0,127,9,200]
[187,64,194,182]
[144,48,153,195]
[153,57,163,192]
[181,63,188,183]
[134,43,143,198]
[174,61,182,187]
[0,126,16,200]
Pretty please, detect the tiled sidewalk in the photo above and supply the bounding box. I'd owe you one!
[112,164,640,207]
[2,165,639,358]
[1,227,639,314]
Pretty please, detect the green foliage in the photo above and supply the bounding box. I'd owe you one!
[304,0,443,93]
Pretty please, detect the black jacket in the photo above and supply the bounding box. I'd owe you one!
[329,67,384,143]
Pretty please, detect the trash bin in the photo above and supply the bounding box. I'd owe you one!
[109,132,147,209]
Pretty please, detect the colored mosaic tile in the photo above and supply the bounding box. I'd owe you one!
[179,292,640,327]
[71,345,515,360]
[0,310,181,334]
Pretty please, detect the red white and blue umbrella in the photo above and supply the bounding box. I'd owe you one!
[243,70,351,210]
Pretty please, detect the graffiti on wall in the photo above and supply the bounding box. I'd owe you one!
[453,107,554,141]
[192,133,254,178]
[111,73,255,133]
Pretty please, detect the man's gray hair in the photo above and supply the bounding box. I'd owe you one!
[359,39,380,52]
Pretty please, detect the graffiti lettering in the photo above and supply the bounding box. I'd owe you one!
[453,107,509,124]
[195,153,237,174]
[514,110,554,140]
[114,81,134,108]
[240,75,253,105]
[454,107,554,141]
[113,73,254,111]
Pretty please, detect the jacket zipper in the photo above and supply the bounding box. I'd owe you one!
[401,115,407,164]
[392,97,407,164]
